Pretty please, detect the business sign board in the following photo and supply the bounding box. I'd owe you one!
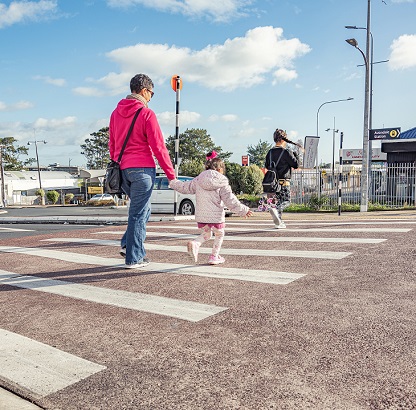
[369,127,401,140]
[241,155,249,166]
[303,136,319,168]
[342,148,387,161]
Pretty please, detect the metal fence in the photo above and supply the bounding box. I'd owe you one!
[290,163,416,209]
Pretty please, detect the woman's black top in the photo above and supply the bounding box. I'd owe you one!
[264,147,299,180]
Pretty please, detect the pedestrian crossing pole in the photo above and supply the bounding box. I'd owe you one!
[171,75,182,215]
[338,132,344,216]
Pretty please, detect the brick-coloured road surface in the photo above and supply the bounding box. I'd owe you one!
[1,211,415,410]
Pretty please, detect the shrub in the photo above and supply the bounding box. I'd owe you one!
[46,190,60,204]
[240,165,264,196]
[65,193,74,204]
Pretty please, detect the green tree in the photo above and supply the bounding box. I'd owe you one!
[179,158,205,177]
[46,190,60,204]
[0,137,35,170]
[240,165,264,195]
[165,128,233,164]
[80,127,110,169]
[247,139,273,167]
[225,162,243,194]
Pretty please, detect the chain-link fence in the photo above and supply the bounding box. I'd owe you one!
[290,163,416,209]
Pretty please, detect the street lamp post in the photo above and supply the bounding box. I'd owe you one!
[325,117,339,186]
[346,36,371,212]
[345,24,389,197]
[316,97,353,196]
[27,139,47,205]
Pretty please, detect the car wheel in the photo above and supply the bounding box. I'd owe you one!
[179,199,195,215]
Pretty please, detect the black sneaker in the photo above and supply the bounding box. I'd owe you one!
[120,247,126,257]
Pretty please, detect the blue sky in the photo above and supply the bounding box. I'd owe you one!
[1,0,415,168]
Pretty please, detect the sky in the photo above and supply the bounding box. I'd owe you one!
[1,0,415,169]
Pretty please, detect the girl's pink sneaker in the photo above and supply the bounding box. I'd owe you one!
[208,254,225,265]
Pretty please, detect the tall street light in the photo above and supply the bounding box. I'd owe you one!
[345,25,389,161]
[345,0,371,212]
[28,139,47,205]
[316,97,353,168]
[346,37,370,212]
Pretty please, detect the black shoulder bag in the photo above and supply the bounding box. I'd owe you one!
[104,108,143,195]
[262,149,284,193]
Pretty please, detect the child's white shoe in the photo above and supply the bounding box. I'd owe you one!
[208,254,225,265]
[187,240,200,263]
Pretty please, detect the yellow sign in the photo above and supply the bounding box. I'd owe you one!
[88,187,103,194]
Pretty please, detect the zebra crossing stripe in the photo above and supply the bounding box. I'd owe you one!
[0,270,227,322]
[94,231,386,244]
[0,246,304,285]
[43,238,351,260]
[0,328,106,397]
[144,225,411,233]
[0,227,34,232]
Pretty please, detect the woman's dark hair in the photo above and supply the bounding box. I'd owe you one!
[273,128,302,148]
[130,74,154,93]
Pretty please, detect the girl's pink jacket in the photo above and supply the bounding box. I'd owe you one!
[169,170,250,223]
[109,98,175,180]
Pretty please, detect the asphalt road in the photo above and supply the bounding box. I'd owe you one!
[0,208,415,409]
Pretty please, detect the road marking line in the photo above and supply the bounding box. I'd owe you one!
[0,328,105,397]
[0,227,34,232]
[43,238,351,260]
[93,231,386,244]
[0,270,227,322]
[0,247,304,285]
[225,221,416,226]
[143,225,412,233]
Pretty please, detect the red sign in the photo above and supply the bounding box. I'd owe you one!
[242,155,249,166]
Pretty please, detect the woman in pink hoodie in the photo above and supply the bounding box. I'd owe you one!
[169,152,253,265]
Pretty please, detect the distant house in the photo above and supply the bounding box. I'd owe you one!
[1,170,80,206]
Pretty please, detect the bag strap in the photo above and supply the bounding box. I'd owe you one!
[268,148,284,170]
[116,108,143,163]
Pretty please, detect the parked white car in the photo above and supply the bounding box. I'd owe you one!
[150,175,233,216]
[151,176,195,215]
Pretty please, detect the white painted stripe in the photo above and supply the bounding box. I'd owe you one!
[146,224,412,233]
[0,270,227,322]
[0,328,105,397]
[0,247,303,285]
[225,221,416,226]
[0,226,34,232]
[43,238,351,260]
[94,231,386,244]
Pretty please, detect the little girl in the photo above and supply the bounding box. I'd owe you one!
[169,151,253,265]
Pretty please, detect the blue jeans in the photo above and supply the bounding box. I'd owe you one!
[121,167,155,265]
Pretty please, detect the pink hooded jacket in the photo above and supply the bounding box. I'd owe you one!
[169,170,250,223]
[109,98,175,180]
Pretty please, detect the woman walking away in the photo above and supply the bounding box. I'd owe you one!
[169,151,253,265]
[264,129,299,229]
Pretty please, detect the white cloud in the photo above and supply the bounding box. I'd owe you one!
[157,110,201,127]
[89,26,310,94]
[272,68,298,84]
[391,0,415,3]
[106,0,253,22]
[0,0,58,29]
[33,75,66,87]
[389,34,416,70]
[0,100,34,111]
[72,87,105,96]
[208,114,238,122]
[33,116,77,131]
